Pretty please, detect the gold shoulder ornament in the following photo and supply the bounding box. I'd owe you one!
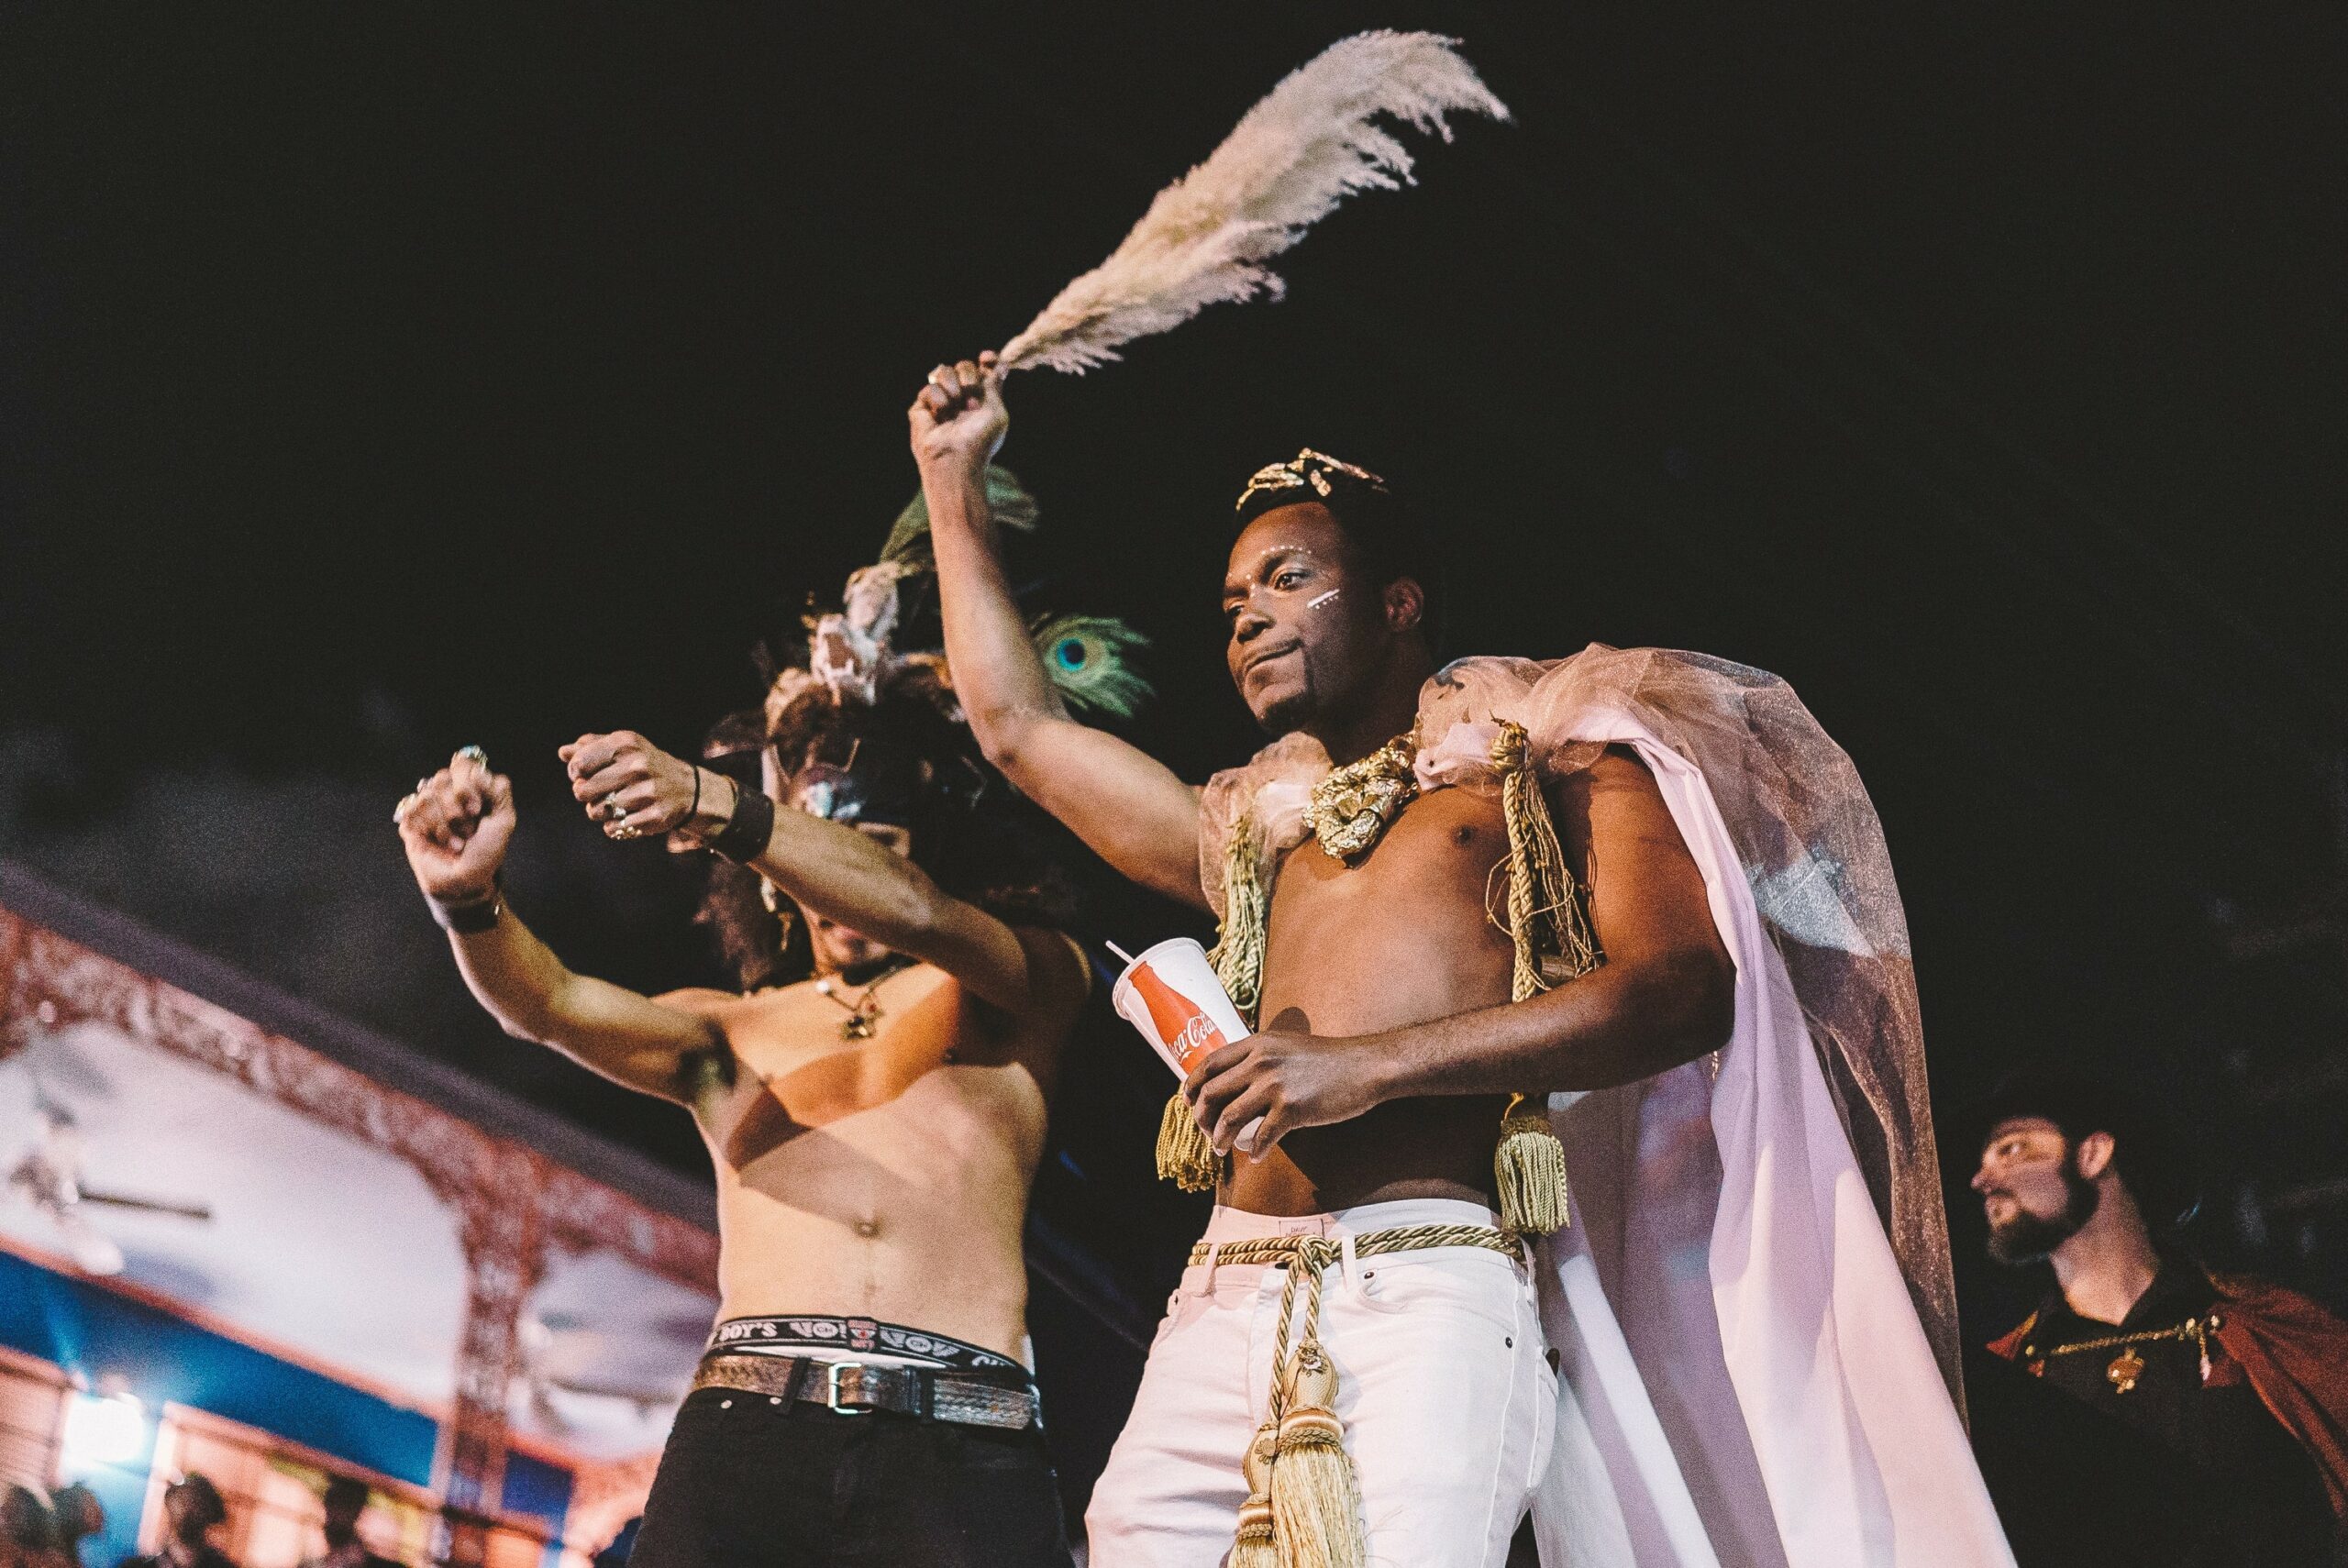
[1166,720,1600,1240]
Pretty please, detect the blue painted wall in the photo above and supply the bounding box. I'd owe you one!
[501,1450,572,1530]
[1,1252,574,1564]
[500,1452,574,1568]
[0,1251,441,1485]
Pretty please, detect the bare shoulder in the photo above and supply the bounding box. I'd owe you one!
[1579,744,1661,795]
[1545,745,1673,858]
[650,985,757,1021]
[1010,926,1094,1024]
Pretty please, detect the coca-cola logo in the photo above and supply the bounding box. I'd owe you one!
[1172,1012,1222,1058]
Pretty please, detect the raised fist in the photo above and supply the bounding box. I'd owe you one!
[908,352,1007,475]
[561,731,706,845]
[395,748,516,902]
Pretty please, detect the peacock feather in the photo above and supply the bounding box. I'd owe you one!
[884,465,1040,568]
[1031,614,1153,720]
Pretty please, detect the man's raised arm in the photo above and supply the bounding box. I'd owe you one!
[910,353,1206,911]
[559,731,1086,1019]
[395,752,724,1104]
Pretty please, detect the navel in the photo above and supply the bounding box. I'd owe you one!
[854,1217,881,1240]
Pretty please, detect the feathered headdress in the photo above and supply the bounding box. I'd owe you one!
[701,475,1131,988]
[769,467,1152,745]
[996,31,1510,375]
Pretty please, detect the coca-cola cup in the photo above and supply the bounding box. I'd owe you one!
[1109,937,1264,1152]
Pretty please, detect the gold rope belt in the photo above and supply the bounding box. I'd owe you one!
[1185,1223,1523,1565]
[1186,1220,1521,1271]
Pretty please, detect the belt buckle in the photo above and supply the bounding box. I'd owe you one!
[824,1360,876,1416]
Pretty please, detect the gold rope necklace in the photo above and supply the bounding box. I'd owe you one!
[1303,732,1420,860]
[1168,720,1600,1240]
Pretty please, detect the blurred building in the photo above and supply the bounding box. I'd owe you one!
[1,865,719,1568]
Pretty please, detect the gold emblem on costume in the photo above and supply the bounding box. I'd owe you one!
[1305,734,1418,861]
[2038,1311,2214,1394]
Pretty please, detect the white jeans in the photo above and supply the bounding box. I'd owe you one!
[1087,1198,1556,1568]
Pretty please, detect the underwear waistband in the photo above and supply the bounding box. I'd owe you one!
[705,1315,1025,1378]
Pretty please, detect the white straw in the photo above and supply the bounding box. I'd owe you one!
[1105,941,1138,966]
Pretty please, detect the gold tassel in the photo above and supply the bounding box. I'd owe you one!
[1156,1092,1222,1193]
[1163,812,1267,1194]
[1208,812,1268,1025]
[1490,723,1599,998]
[1495,1092,1571,1235]
[1268,1346,1365,1568]
[1229,1422,1280,1568]
[1490,722,1590,1236]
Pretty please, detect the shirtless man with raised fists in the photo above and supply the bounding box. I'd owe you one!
[395,720,1087,1568]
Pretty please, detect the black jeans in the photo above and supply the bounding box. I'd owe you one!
[628,1386,1073,1568]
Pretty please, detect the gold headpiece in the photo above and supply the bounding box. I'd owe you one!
[1234,448,1389,513]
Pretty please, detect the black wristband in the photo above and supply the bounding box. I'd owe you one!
[429,878,504,935]
[708,782,774,864]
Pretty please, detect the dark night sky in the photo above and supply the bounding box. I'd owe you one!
[4,1,2345,1346]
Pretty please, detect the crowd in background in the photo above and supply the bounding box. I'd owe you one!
[0,1482,102,1568]
[0,1476,442,1568]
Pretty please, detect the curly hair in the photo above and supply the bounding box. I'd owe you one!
[693,664,1080,991]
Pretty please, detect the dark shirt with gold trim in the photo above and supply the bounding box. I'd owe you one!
[2014,1262,2331,1564]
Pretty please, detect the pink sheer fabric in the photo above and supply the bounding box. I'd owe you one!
[1196,644,1960,1406]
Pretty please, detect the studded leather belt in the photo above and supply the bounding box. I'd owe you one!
[691,1351,1039,1430]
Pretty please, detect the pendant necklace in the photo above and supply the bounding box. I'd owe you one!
[812,961,913,1041]
[2023,1311,2221,1394]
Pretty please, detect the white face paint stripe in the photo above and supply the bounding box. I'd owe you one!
[1306,589,1341,609]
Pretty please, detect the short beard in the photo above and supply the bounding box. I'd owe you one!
[1987,1160,2101,1265]
[1253,689,1315,734]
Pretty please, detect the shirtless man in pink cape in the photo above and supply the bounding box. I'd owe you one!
[909,352,2016,1567]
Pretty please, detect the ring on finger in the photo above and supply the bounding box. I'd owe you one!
[611,822,642,842]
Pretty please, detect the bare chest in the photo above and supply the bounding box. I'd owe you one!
[696,975,1045,1176]
[1257,788,1517,1034]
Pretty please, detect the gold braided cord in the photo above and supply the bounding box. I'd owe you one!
[1490,722,1599,1001]
[2031,1315,2219,1360]
[1182,729,1603,1235]
[1187,1222,1520,1271]
[1169,810,1268,1195]
[1156,1090,1223,1192]
[1209,811,1268,1027]
[1196,1223,1519,1566]
[1490,721,1594,1236]
[1169,811,1270,1196]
